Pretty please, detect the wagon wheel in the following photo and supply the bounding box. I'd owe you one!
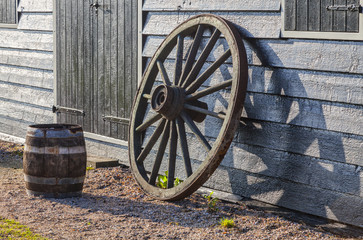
[129,14,248,200]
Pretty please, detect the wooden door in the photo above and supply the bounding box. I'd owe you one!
[55,0,138,140]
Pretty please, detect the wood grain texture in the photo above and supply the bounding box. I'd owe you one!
[0,49,53,70]
[205,165,363,227]
[0,65,53,89]
[143,37,363,74]
[17,13,53,31]
[0,29,53,51]
[143,0,281,11]
[143,12,281,39]
[18,0,53,13]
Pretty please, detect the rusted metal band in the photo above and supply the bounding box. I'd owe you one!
[26,189,82,198]
[24,174,85,185]
[24,145,86,155]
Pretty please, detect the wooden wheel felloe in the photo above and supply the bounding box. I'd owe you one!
[129,14,248,200]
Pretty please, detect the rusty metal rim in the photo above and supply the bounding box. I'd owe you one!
[128,14,248,200]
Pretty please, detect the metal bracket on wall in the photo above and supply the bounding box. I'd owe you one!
[327,4,361,12]
[52,105,86,116]
[102,116,130,125]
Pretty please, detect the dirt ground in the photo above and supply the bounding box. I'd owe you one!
[0,140,361,240]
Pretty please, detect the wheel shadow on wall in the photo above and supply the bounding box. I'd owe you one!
[209,29,362,227]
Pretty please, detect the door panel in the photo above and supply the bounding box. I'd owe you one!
[55,0,138,140]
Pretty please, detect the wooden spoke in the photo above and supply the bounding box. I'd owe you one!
[149,120,171,185]
[129,14,248,200]
[174,35,184,85]
[180,111,211,151]
[186,79,233,101]
[178,25,205,87]
[182,28,221,89]
[184,104,226,121]
[136,114,162,132]
[176,117,193,177]
[186,49,231,94]
[167,121,178,189]
[157,60,172,86]
[137,119,167,164]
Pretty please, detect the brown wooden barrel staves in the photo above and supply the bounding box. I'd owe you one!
[23,124,87,198]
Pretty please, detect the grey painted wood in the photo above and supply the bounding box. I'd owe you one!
[333,0,346,32]
[17,13,53,31]
[284,0,359,33]
[308,0,320,31]
[143,12,281,39]
[143,37,363,74]
[0,29,53,51]
[321,0,333,32]
[159,60,363,105]
[143,0,281,11]
[56,0,138,140]
[0,65,53,89]
[296,0,308,31]
[205,165,363,227]
[346,0,359,32]
[18,0,53,13]
[284,0,296,30]
[0,49,53,70]
[0,0,16,24]
[0,82,53,107]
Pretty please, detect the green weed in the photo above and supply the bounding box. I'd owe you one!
[0,217,48,239]
[156,171,182,189]
[220,217,235,228]
[204,191,219,212]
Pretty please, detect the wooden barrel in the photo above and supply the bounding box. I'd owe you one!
[23,124,87,198]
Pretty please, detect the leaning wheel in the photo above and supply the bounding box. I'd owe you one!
[129,14,248,200]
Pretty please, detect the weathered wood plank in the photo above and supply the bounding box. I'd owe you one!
[346,0,359,32]
[0,115,31,138]
[236,119,363,166]
[0,82,53,107]
[321,0,333,32]
[143,36,363,74]
[333,0,346,32]
[0,0,16,24]
[0,64,53,89]
[205,165,363,227]
[0,100,53,123]
[0,29,52,51]
[18,0,53,13]
[17,13,53,31]
[0,48,53,70]
[159,59,363,105]
[284,0,296,31]
[143,12,281,39]
[308,0,320,31]
[221,142,363,197]
[143,0,281,11]
[240,92,363,135]
[296,0,308,31]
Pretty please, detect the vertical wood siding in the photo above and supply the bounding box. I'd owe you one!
[0,0,53,138]
[0,0,16,24]
[56,0,138,140]
[141,0,363,227]
[285,0,360,32]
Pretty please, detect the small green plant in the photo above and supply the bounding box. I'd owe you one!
[0,217,48,239]
[204,191,219,212]
[156,171,182,189]
[220,217,235,228]
[86,166,95,171]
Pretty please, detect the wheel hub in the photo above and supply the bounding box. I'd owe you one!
[151,85,185,120]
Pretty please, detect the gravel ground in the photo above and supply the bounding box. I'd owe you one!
[0,140,360,240]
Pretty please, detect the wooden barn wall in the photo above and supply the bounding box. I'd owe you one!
[141,0,363,227]
[0,0,54,138]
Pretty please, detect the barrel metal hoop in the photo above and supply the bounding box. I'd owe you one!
[24,174,85,185]
[24,145,86,155]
